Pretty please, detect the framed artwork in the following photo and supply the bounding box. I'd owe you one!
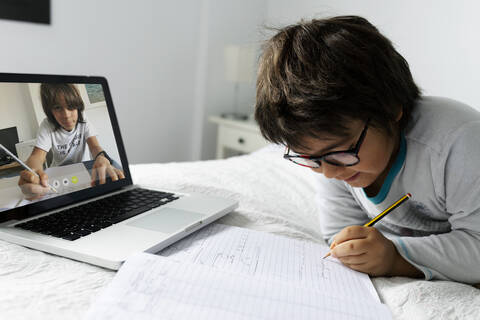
[85,84,106,105]
[0,0,50,25]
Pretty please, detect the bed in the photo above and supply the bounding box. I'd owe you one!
[1,145,479,319]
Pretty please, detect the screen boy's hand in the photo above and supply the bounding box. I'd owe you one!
[18,169,51,200]
[90,155,125,186]
[330,225,399,276]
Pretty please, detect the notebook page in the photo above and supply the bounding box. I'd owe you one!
[160,223,380,303]
[85,252,391,320]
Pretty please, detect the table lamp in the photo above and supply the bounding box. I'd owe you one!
[222,44,256,121]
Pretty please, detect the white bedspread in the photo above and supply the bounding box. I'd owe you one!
[1,145,479,319]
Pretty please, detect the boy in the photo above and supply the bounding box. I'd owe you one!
[255,16,480,284]
[18,83,125,199]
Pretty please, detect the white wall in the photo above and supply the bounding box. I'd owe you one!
[0,0,203,164]
[0,83,38,142]
[0,0,271,162]
[4,1,476,163]
[196,0,268,160]
[265,0,480,111]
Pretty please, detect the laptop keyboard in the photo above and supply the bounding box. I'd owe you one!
[14,188,179,241]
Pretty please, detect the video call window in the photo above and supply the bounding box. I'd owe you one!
[0,82,125,212]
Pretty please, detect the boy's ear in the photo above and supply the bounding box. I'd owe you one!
[395,109,403,122]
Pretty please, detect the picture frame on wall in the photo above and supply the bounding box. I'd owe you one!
[85,84,106,105]
[0,0,50,25]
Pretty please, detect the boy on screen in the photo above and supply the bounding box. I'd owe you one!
[18,83,125,200]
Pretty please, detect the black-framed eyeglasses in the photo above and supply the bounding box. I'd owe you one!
[284,119,370,168]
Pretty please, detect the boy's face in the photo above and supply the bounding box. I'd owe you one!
[51,95,79,132]
[293,120,399,193]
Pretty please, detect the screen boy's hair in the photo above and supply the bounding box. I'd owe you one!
[255,16,421,149]
[40,83,85,130]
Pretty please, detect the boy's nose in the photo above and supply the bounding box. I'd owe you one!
[312,162,342,179]
[62,108,73,117]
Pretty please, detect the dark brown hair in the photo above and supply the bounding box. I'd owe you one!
[255,16,421,149]
[40,83,85,130]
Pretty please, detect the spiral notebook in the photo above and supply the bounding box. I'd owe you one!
[85,224,391,319]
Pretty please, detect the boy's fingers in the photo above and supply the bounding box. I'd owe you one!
[19,183,50,197]
[20,170,37,184]
[30,184,50,195]
[334,225,369,245]
[331,239,368,258]
[90,168,97,186]
[337,252,369,264]
[116,169,125,179]
[106,166,118,181]
[97,166,107,185]
[343,262,368,273]
[38,171,49,188]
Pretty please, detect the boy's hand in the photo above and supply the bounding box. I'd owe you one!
[18,169,51,200]
[90,156,125,186]
[330,225,399,276]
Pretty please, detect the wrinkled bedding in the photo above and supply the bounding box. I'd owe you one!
[1,145,479,319]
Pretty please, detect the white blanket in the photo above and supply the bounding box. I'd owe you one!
[1,145,479,319]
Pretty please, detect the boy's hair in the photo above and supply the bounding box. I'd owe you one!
[40,83,85,130]
[255,16,421,150]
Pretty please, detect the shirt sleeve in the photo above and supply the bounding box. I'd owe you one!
[391,122,480,283]
[34,119,53,152]
[315,173,369,245]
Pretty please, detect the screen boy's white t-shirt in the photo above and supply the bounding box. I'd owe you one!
[35,117,97,167]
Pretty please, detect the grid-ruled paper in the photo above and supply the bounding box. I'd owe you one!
[85,252,391,320]
[160,223,380,303]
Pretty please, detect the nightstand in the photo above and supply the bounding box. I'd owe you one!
[209,116,269,159]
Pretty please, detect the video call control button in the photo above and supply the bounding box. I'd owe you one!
[52,180,60,189]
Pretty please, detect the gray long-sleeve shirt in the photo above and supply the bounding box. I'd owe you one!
[316,96,480,284]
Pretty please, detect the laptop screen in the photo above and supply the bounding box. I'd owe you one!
[0,74,132,221]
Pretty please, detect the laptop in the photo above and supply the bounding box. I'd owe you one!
[0,126,19,166]
[0,73,238,270]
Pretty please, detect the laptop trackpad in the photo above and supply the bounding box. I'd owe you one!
[127,207,206,233]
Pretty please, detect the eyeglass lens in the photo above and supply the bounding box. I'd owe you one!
[291,152,359,167]
[323,152,359,165]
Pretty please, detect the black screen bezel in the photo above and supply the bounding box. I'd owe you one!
[0,72,133,222]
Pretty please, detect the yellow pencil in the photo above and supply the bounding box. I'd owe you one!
[322,193,412,259]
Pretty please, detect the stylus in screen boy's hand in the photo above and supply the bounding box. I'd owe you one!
[0,143,57,198]
[18,168,56,200]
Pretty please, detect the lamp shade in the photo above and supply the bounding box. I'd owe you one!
[224,44,256,83]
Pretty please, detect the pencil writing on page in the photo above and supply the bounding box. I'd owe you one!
[322,193,412,259]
